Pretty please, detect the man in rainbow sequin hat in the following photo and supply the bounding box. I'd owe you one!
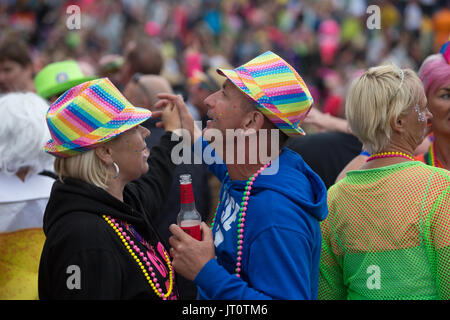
[158,51,328,300]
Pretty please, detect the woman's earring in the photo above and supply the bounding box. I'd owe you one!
[112,162,120,179]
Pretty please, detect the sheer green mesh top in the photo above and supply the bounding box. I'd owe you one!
[319,162,450,300]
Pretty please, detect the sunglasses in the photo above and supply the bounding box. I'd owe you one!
[132,72,153,105]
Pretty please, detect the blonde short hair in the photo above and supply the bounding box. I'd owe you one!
[54,149,111,190]
[345,64,425,154]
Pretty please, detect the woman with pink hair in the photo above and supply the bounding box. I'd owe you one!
[415,42,450,170]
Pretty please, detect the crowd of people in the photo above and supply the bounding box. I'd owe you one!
[0,0,449,300]
[2,0,450,110]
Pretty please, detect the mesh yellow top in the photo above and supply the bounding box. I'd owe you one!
[319,161,450,300]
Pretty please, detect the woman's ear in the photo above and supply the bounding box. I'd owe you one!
[390,114,405,134]
[94,143,114,165]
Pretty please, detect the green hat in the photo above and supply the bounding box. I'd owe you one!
[34,60,96,99]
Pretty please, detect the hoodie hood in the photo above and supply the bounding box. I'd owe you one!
[43,177,147,236]
[228,147,328,222]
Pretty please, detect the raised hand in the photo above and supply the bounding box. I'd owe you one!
[154,93,202,144]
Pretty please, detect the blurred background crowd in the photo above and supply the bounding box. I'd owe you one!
[1,0,449,119]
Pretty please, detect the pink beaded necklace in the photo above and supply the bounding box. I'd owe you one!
[211,162,271,278]
[102,215,174,300]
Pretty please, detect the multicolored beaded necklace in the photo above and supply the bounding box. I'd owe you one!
[366,151,415,162]
[211,162,271,278]
[102,215,174,300]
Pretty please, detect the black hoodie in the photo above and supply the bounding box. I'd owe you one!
[38,132,180,300]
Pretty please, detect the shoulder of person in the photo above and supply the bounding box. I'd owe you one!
[410,162,450,185]
[48,212,115,250]
[248,189,321,234]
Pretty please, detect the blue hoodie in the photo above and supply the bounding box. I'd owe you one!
[192,138,328,300]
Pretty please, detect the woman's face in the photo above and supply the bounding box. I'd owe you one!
[110,125,150,182]
[428,84,450,137]
[401,96,433,150]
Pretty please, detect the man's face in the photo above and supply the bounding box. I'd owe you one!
[188,83,211,117]
[202,79,258,162]
[0,60,32,93]
[203,79,250,135]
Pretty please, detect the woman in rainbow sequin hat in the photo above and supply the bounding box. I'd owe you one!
[39,77,182,300]
[319,64,450,300]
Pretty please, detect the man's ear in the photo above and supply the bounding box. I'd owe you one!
[242,111,265,134]
[94,143,114,165]
[390,114,406,134]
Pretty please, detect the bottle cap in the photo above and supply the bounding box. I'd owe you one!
[179,174,192,184]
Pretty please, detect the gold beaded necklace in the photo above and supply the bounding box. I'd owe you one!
[102,215,174,300]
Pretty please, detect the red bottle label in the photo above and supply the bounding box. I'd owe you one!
[180,184,194,204]
[181,225,201,241]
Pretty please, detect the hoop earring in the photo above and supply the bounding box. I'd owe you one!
[112,161,120,179]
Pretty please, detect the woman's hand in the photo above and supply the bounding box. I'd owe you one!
[159,100,181,133]
[303,107,352,134]
[154,94,202,144]
[151,98,182,133]
[168,222,215,281]
[303,107,329,130]
[303,107,322,125]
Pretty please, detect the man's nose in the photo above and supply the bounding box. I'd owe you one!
[203,91,218,111]
[139,125,150,138]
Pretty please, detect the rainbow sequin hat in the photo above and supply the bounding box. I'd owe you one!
[44,77,151,158]
[217,51,313,136]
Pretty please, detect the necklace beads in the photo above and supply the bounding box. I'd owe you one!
[211,162,271,278]
[102,215,174,300]
[366,151,415,162]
